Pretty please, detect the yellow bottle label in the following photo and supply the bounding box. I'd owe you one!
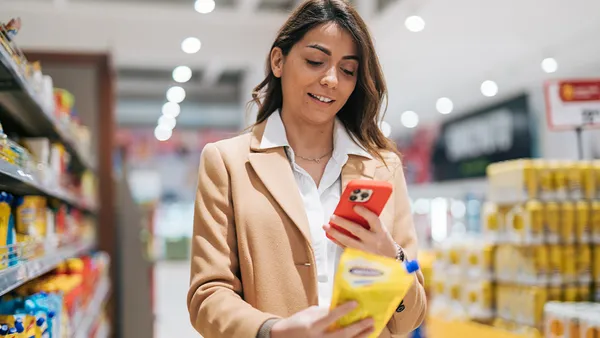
[581,162,595,199]
[547,286,562,301]
[564,286,578,302]
[593,246,600,283]
[555,162,569,200]
[576,201,591,244]
[527,200,544,243]
[591,201,600,244]
[567,162,584,199]
[563,245,577,284]
[539,163,555,200]
[578,285,590,302]
[561,202,576,244]
[578,244,592,283]
[549,245,563,285]
[523,161,538,199]
[545,202,561,244]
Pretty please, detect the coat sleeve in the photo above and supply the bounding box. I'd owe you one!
[187,143,280,338]
[385,159,428,337]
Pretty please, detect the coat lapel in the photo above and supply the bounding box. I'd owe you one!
[248,123,313,249]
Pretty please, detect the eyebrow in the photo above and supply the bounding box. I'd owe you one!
[306,44,359,61]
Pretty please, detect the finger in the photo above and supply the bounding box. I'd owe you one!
[324,225,346,248]
[353,206,383,233]
[325,318,374,338]
[330,215,372,240]
[316,301,357,330]
[326,226,367,252]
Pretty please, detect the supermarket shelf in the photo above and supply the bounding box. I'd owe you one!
[0,45,94,173]
[0,240,94,297]
[427,316,540,338]
[0,157,97,213]
[72,277,111,338]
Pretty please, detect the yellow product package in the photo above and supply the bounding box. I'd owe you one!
[329,248,419,337]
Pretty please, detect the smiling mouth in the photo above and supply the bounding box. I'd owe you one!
[308,93,335,104]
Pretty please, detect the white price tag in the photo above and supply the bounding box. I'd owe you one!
[544,79,600,130]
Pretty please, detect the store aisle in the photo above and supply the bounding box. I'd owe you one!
[154,260,200,338]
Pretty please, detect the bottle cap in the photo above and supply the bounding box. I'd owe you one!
[36,317,45,327]
[48,311,56,319]
[8,328,15,334]
[405,260,420,273]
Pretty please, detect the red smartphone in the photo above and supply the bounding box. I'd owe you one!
[327,179,393,241]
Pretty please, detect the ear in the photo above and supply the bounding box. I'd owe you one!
[270,47,284,78]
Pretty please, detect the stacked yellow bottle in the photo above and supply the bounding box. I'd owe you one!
[484,159,600,338]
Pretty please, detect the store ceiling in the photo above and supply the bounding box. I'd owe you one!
[2,0,600,135]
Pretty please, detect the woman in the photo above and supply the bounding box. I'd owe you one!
[187,1,427,337]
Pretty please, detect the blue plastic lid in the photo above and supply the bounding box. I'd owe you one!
[36,317,45,327]
[8,328,15,334]
[0,325,7,335]
[405,260,420,273]
[48,311,56,319]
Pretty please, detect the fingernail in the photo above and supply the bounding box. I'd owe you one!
[348,301,358,308]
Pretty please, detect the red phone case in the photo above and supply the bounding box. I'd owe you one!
[327,179,393,241]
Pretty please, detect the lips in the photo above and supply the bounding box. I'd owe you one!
[308,93,335,104]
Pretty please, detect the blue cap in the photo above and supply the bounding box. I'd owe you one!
[8,328,15,334]
[405,260,420,273]
[48,311,56,319]
[36,317,45,327]
[0,324,7,335]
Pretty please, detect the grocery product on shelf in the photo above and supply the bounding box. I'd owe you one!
[0,252,110,338]
[430,159,600,338]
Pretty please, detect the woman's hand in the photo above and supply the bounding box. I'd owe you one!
[324,206,397,259]
[270,302,374,338]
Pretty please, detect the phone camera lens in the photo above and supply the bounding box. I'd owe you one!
[349,195,357,201]
[353,189,361,194]
[361,192,369,199]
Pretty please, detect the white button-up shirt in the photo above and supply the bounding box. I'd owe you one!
[259,112,373,307]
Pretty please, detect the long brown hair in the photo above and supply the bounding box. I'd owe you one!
[249,0,398,162]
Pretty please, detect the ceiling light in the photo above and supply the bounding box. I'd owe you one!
[436,97,454,114]
[401,110,419,128]
[379,121,392,137]
[162,102,181,118]
[541,57,558,73]
[182,37,201,54]
[154,125,173,142]
[166,86,186,103]
[173,66,192,83]
[405,16,425,32]
[158,115,177,130]
[480,80,498,97]
[195,0,215,14]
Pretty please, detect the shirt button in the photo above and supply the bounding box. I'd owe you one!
[318,275,329,283]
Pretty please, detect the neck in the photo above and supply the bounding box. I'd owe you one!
[280,110,334,158]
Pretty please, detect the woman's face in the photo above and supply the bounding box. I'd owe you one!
[271,22,359,125]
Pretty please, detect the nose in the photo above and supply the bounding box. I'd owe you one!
[320,66,338,89]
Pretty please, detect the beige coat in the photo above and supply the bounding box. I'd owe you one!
[187,121,427,338]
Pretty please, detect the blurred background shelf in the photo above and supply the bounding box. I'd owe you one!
[427,316,541,338]
[0,157,97,213]
[0,45,94,173]
[0,240,94,297]
[72,276,111,338]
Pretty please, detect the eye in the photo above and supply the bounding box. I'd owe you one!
[306,59,323,66]
[342,68,355,76]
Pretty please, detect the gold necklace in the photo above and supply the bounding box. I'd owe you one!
[296,150,332,163]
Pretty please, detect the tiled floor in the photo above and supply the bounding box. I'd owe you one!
[154,260,201,338]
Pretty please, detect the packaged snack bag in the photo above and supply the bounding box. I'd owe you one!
[329,248,419,338]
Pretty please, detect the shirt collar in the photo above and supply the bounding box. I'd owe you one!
[259,111,373,161]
